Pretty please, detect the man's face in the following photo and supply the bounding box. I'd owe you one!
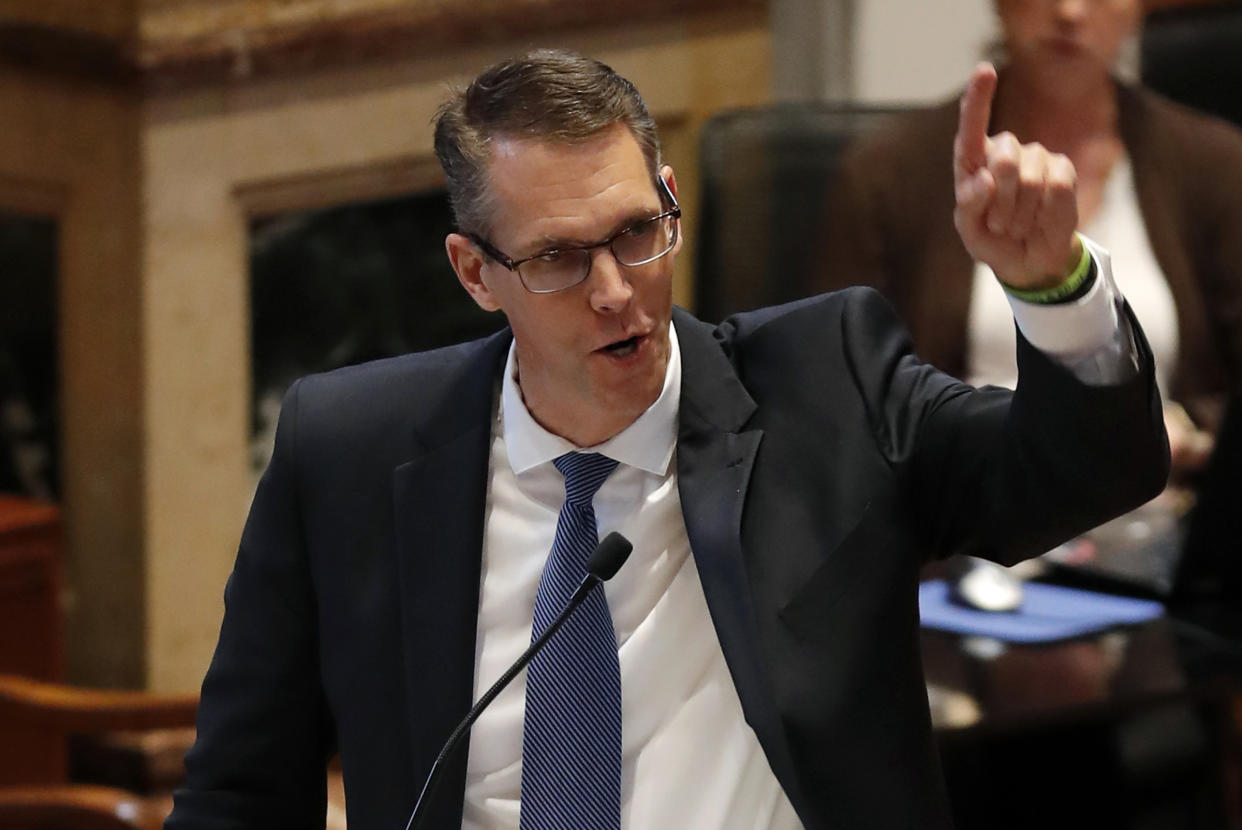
[446,123,680,446]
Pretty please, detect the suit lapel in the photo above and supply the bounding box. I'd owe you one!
[392,329,511,828]
[672,309,803,803]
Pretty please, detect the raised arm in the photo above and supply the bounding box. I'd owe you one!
[953,62,1083,291]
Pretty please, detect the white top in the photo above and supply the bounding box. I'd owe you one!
[462,248,1129,828]
[967,157,1176,392]
[463,323,802,830]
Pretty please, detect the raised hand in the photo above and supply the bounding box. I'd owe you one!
[953,63,1082,291]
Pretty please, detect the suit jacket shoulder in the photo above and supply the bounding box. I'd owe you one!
[289,329,512,455]
[685,288,1168,563]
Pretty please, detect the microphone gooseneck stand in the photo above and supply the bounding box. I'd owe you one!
[403,531,634,830]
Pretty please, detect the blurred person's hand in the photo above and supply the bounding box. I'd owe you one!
[1165,401,1214,475]
[953,62,1082,291]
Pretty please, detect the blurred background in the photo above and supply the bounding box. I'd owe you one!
[0,0,1030,695]
[1,0,1240,827]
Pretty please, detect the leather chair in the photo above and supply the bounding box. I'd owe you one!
[693,103,905,323]
[0,786,167,830]
[1142,1,1242,129]
[0,674,197,830]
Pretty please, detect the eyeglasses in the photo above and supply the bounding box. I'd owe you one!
[467,176,681,294]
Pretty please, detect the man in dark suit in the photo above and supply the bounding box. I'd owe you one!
[166,51,1167,830]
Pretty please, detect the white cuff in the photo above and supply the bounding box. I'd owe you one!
[1006,234,1119,358]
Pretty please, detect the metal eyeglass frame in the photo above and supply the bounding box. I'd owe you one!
[465,175,681,294]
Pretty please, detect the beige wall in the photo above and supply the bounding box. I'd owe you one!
[2,12,770,691]
[853,0,996,103]
[769,0,998,105]
[0,71,147,686]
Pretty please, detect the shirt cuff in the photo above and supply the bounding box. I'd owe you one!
[1004,234,1142,386]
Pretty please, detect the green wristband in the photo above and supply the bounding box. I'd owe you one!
[1001,234,1094,305]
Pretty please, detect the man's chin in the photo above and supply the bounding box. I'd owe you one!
[582,375,662,433]
[617,377,666,420]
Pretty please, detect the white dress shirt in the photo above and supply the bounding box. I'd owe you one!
[462,243,1132,829]
[463,324,803,830]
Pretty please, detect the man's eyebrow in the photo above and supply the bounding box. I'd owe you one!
[524,208,663,255]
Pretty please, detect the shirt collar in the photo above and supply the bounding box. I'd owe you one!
[502,321,680,476]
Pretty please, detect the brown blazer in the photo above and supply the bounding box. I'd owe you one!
[812,75,1242,429]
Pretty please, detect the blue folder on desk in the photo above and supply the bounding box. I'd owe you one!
[919,579,1164,644]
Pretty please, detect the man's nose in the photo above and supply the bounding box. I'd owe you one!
[587,247,634,312]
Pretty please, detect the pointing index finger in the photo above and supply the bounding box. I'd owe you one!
[955,62,998,179]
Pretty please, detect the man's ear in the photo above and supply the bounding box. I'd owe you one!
[446,233,501,312]
[661,164,679,203]
[661,165,684,257]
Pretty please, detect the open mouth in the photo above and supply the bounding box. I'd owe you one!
[601,335,642,357]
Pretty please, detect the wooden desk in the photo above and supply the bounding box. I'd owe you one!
[922,609,1242,828]
[0,495,62,681]
[924,619,1199,734]
[0,495,65,785]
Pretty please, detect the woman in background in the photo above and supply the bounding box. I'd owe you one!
[813,8,1242,823]
[815,0,1242,475]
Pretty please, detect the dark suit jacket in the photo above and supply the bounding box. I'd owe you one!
[813,75,1242,430]
[166,288,1167,830]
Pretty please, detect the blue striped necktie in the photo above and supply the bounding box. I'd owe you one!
[520,451,622,830]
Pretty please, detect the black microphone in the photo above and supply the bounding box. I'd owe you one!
[403,531,634,830]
